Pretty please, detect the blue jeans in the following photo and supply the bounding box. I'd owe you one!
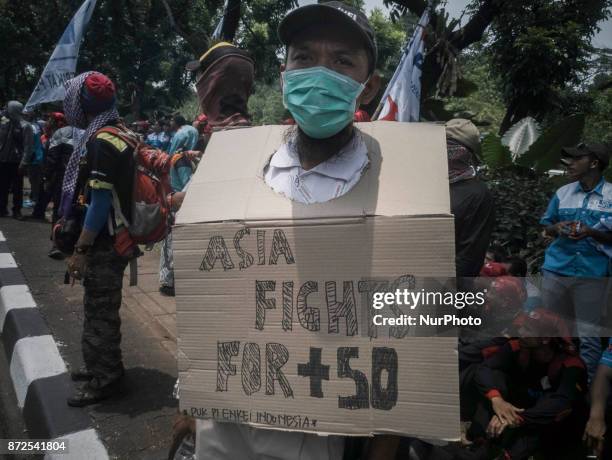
[541,269,607,381]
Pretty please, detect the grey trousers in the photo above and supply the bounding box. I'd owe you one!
[541,269,607,381]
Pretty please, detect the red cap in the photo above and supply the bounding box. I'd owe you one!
[489,276,526,307]
[513,308,572,338]
[81,72,116,114]
[84,73,115,100]
[50,112,66,127]
[480,262,508,277]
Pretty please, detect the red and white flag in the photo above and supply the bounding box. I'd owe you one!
[375,9,430,122]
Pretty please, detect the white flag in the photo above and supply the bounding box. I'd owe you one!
[376,9,430,122]
[25,0,98,111]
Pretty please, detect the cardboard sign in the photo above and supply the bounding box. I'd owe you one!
[174,122,460,439]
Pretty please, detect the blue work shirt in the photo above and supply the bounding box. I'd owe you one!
[146,132,170,151]
[167,125,198,155]
[540,178,612,277]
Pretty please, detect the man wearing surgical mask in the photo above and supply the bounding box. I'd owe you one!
[264,1,381,204]
[195,4,382,460]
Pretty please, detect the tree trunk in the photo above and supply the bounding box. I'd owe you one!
[160,0,209,56]
[220,0,241,42]
[390,0,506,103]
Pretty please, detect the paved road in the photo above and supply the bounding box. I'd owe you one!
[0,216,178,459]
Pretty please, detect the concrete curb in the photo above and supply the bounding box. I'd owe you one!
[0,231,110,460]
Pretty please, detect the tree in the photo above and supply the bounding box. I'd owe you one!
[486,0,612,132]
[385,0,505,102]
[383,0,612,133]
[442,43,505,127]
[234,0,297,83]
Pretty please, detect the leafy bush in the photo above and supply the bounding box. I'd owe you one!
[481,166,560,273]
[248,83,288,125]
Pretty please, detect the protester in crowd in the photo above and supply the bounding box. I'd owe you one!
[194,3,382,459]
[158,149,198,297]
[60,71,133,406]
[131,120,149,140]
[484,244,507,265]
[187,41,255,131]
[146,120,170,150]
[160,42,256,296]
[167,114,198,155]
[504,256,542,312]
[192,113,212,151]
[354,108,371,122]
[33,113,71,220]
[583,338,612,459]
[446,119,495,280]
[161,119,174,142]
[458,275,526,421]
[26,111,45,208]
[540,142,612,381]
[0,101,33,220]
[466,310,587,460]
[36,124,82,259]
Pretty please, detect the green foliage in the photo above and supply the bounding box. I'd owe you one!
[516,114,586,173]
[443,47,506,127]
[234,0,297,83]
[362,7,409,114]
[483,0,612,129]
[247,83,287,125]
[0,0,297,118]
[481,134,512,169]
[368,8,408,81]
[482,167,558,272]
[339,0,365,10]
[175,93,201,121]
[584,87,612,144]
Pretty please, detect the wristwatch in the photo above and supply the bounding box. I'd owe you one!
[75,245,90,255]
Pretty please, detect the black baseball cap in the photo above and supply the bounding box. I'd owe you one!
[561,142,611,168]
[278,1,378,74]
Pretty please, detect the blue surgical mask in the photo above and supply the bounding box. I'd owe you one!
[282,66,365,139]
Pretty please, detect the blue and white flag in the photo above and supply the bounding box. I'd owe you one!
[376,8,430,122]
[25,0,98,111]
[211,0,228,40]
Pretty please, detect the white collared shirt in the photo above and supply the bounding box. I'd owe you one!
[264,133,369,204]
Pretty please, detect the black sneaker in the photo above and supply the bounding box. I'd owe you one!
[70,366,94,382]
[66,380,122,407]
[48,248,65,260]
[12,211,24,221]
[159,285,175,297]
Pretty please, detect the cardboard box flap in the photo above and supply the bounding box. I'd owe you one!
[176,121,450,225]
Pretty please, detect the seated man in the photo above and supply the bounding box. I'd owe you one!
[469,311,588,460]
[195,2,381,459]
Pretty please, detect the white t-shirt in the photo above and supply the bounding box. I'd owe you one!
[264,133,369,204]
